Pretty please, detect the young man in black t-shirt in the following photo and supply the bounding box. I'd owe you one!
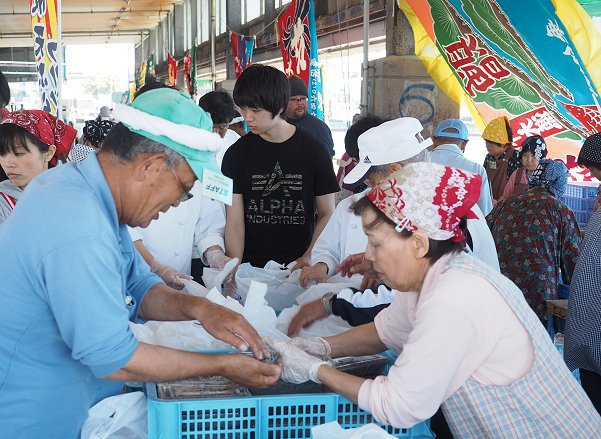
[221,65,339,269]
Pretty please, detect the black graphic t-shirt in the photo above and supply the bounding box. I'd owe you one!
[222,127,340,267]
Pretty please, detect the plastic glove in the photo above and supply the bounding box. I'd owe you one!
[271,340,327,384]
[222,274,240,300]
[290,336,332,360]
[205,249,231,270]
[150,260,191,290]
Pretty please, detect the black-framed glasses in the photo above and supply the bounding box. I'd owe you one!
[289,97,307,104]
[169,167,194,202]
[213,123,230,131]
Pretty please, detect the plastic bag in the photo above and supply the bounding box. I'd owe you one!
[81,391,147,439]
[311,421,395,438]
[277,305,351,337]
[180,278,210,297]
[129,282,289,352]
[236,261,304,311]
[202,257,239,293]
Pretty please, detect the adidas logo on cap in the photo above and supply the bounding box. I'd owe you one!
[363,156,371,164]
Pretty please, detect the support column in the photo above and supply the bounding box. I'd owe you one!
[367,0,459,136]
[225,0,242,81]
[174,3,186,56]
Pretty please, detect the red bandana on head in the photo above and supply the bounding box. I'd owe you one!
[367,163,482,242]
[1,110,77,166]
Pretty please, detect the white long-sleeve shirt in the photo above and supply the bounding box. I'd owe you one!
[128,181,226,274]
[310,190,369,275]
[358,254,534,428]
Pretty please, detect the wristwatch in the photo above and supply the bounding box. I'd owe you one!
[321,292,334,315]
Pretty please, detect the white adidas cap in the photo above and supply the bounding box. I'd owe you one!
[343,117,432,185]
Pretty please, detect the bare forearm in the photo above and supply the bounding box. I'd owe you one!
[225,223,244,261]
[304,213,332,257]
[134,240,154,265]
[139,283,207,321]
[324,322,387,358]
[317,366,366,404]
[105,342,226,382]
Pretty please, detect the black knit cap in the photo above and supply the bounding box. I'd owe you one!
[288,76,308,97]
[578,132,601,168]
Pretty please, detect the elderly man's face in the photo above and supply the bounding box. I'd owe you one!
[286,95,308,119]
[128,157,196,228]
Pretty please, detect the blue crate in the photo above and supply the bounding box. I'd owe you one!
[560,183,599,229]
[563,183,598,199]
[146,383,434,438]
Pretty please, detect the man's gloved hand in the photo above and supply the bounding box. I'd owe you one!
[150,260,191,290]
[290,336,332,360]
[205,249,232,271]
[271,340,327,384]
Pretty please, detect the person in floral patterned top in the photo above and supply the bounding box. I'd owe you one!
[487,159,581,322]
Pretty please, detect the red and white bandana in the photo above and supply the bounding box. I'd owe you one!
[1,110,76,165]
[367,162,482,242]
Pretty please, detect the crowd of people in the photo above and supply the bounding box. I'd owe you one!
[1,64,601,437]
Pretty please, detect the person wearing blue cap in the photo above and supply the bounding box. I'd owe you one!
[430,118,493,216]
[0,87,281,437]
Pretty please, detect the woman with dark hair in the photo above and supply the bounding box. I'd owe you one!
[482,115,520,201]
[0,110,76,222]
[499,134,548,201]
[270,162,600,437]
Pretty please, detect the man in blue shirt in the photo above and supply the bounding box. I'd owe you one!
[429,118,493,215]
[0,88,280,437]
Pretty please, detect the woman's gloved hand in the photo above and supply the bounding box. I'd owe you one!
[290,336,332,360]
[271,340,327,384]
[150,260,191,290]
[205,249,232,270]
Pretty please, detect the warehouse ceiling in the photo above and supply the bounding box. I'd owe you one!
[0,0,181,48]
[0,0,599,49]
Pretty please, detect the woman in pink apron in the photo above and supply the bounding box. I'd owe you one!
[273,162,601,437]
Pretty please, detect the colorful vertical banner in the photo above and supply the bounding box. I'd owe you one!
[167,53,177,87]
[183,49,199,97]
[231,32,255,78]
[278,0,324,120]
[401,0,601,181]
[138,62,147,91]
[147,53,156,82]
[183,51,193,96]
[190,46,198,98]
[30,0,61,117]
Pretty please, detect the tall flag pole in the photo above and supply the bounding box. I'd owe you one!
[30,0,62,118]
[401,0,601,181]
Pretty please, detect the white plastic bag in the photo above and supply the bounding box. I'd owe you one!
[236,261,304,311]
[202,257,239,293]
[277,306,351,337]
[129,282,289,351]
[312,421,395,439]
[180,278,210,297]
[81,391,147,439]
